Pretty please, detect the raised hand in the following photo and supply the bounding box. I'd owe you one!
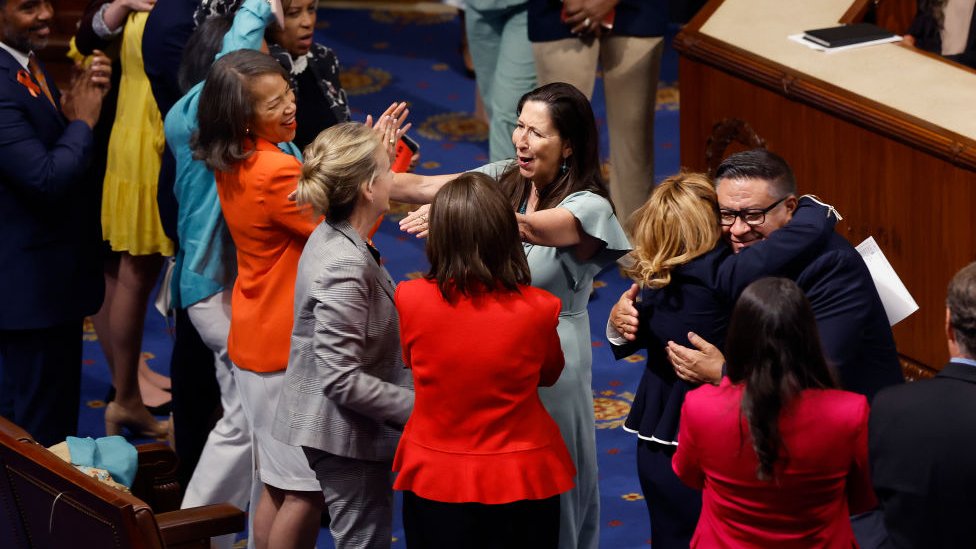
[366,102,412,163]
[102,0,158,32]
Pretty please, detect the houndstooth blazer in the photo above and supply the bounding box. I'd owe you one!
[272,219,414,462]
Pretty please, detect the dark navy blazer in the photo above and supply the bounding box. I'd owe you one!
[614,198,840,444]
[788,233,904,400]
[0,49,103,330]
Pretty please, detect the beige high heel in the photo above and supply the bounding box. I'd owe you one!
[104,402,170,440]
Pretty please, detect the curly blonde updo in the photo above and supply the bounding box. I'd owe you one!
[296,122,383,221]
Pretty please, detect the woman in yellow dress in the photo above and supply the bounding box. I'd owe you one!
[96,6,172,438]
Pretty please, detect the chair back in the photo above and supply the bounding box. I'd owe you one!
[0,417,165,548]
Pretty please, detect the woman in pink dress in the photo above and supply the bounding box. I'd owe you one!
[672,277,877,548]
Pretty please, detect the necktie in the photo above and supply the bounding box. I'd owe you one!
[27,55,56,108]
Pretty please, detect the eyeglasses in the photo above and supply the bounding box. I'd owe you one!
[719,196,787,227]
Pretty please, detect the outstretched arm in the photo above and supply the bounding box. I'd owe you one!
[516,208,604,260]
[390,171,456,205]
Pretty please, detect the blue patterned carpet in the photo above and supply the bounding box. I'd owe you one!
[76,6,682,547]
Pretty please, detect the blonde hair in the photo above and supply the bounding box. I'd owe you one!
[625,172,721,289]
[296,122,382,221]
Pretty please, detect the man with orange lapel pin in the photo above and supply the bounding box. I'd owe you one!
[0,0,111,445]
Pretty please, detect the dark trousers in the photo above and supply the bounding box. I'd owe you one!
[169,307,221,488]
[0,322,82,446]
[637,439,702,548]
[402,490,560,549]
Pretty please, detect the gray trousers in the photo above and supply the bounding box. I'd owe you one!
[303,447,395,549]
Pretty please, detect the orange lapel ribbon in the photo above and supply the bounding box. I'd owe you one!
[16,69,41,98]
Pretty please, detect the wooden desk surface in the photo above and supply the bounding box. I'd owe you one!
[699,0,976,141]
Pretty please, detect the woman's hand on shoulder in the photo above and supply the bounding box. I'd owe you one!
[399,204,430,238]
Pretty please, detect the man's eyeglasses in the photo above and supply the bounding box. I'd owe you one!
[719,196,787,227]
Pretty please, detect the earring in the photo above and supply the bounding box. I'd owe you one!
[560,159,568,175]
[245,127,251,135]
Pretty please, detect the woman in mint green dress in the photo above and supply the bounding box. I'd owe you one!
[397,82,630,549]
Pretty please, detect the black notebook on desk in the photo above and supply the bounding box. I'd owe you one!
[803,23,896,48]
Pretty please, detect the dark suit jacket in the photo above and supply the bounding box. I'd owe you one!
[143,0,199,243]
[0,49,103,330]
[788,233,904,400]
[869,361,976,548]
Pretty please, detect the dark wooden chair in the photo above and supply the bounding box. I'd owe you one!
[0,417,245,548]
[703,117,767,177]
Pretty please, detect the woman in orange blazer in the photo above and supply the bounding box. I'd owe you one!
[393,172,575,548]
[193,49,324,548]
[672,278,877,548]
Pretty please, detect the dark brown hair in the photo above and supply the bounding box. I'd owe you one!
[497,82,611,213]
[715,149,797,199]
[425,172,530,302]
[948,262,976,357]
[725,277,836,480]
[178,13,233,94]
[191,49,290,172]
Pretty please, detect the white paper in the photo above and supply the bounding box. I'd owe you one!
[788,33,902,54]
[855,236,918,326]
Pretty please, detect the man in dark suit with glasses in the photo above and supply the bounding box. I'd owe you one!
[612,148,903,547]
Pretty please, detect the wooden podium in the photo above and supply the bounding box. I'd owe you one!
[676,0,976,376]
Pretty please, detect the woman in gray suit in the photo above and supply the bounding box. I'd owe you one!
[272,122,414,549]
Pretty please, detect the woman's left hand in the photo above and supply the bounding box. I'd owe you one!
[399,204,430,238]
[366,101,412,163]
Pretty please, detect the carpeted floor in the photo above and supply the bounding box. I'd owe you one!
[75,6,683,547]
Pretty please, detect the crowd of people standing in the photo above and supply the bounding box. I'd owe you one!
[3,0,976,547]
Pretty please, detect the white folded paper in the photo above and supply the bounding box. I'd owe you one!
[787,33,902,54]
[855,236,918,326]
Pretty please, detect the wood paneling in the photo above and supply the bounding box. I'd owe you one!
[677,9,976,372]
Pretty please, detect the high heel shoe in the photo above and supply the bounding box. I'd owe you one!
[104,386,172,416]
[104,402,170,440]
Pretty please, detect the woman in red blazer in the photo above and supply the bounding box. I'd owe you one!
[672,277,877,548]
[393,172,575,548]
